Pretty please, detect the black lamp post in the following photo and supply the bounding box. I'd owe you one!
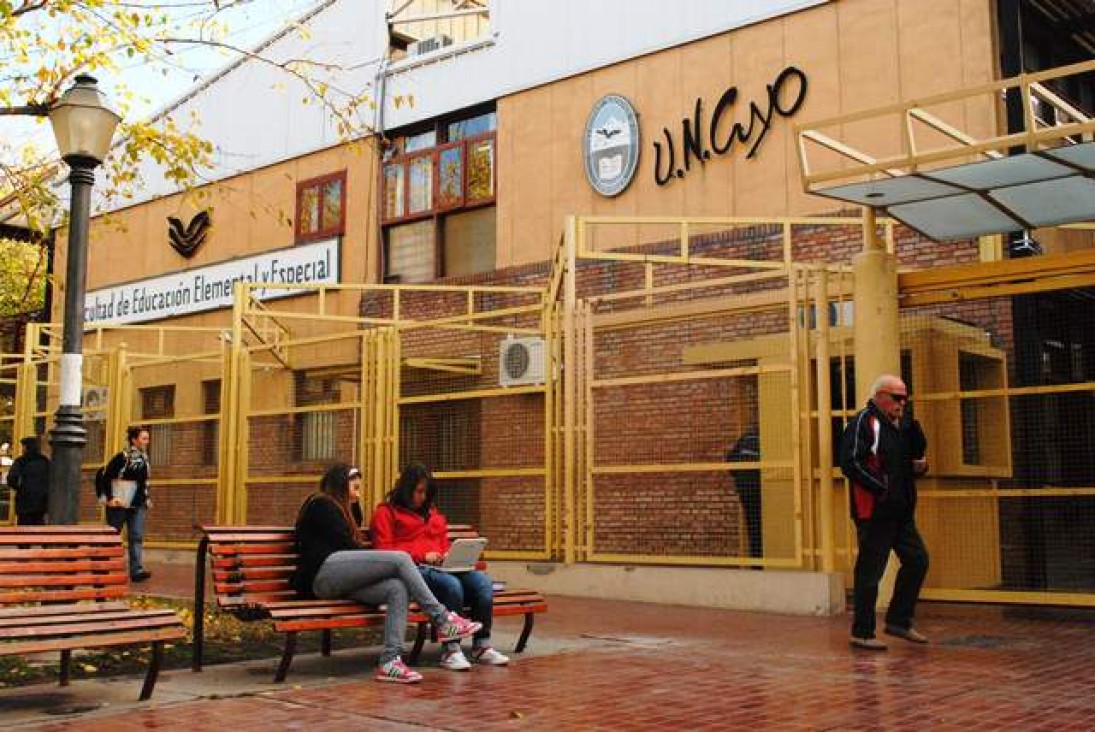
[46,75,121,524]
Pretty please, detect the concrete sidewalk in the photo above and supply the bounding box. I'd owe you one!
[4,566,1095,729]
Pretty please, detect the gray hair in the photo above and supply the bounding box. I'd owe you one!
[870,374,901,397]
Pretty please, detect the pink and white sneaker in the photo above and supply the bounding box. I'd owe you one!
[375,657,423,684]
[436,612,482,643]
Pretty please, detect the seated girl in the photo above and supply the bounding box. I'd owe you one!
[291,464,482,684]
[371,462,509,671]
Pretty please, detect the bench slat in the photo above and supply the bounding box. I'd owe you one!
[0,534,122,545]
[0,559,127,574]
[211,556,296,570]
[0,609,160,630]
[0,586,128,604]
[0,626,187,657]
[0,602,130,620]
[211,567,294,581]
[0,573,128,588]
[0,547,123,561]
[0,611,184,640]
[209,544,297,556]
[0,526,116,535]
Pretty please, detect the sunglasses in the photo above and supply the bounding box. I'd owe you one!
[882,391,909,403]
[348,467,362,479]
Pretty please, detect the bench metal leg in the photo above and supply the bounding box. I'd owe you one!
[515,613,534,653]
[140,641,164,701]
[274,632,297,682]
[192,536,209,672]
[408,622,429,665]
[321,629,332,657]
[59,650,72,686]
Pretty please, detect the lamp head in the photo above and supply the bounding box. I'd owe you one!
[48,74,122,166]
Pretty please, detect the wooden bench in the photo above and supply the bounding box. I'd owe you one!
[192,524,547,681]
[0,526,188,700]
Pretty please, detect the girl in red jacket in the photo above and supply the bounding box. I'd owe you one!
[371,462,509,671]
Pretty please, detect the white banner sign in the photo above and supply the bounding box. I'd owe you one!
[84,238,340,326]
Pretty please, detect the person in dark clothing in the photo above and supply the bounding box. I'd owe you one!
[6,436,50,525]
[727,427,763,561]
[290,463,482,684]
[97,425,153,582]
[840,374,929,650]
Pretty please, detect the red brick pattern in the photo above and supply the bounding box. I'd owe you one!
[24,597,1095,730]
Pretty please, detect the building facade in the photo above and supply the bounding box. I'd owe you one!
[11,0,1095,610]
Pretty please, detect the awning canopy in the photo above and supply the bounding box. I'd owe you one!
[796,59,1095,242]
[812,142,1095,241]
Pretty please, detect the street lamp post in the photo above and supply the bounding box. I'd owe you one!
[46,75,121,524]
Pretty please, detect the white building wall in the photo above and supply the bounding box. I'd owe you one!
[111,0,826,211]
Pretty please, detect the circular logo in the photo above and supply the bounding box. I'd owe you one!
[583,95,640,197]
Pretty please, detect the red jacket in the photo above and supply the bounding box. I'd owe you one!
[370,503,450,563]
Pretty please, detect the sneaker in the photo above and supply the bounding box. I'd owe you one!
[131,570,152,582]
[436,612,482,643]
[439,647,471,671]
[884,625,929,644]
[375,657,423,684]
[849,635,887,650]
[472,646,510,666]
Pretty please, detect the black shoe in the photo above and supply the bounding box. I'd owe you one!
[131,570,152,582]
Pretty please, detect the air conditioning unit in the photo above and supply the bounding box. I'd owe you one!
[82,386,109,412]
[409,34,453,56]
[499,336,545,387]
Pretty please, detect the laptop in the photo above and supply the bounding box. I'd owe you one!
[438,537,488,573]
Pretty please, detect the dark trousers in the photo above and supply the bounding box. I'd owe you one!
[852,517,929,638]
[17,511,46,526]
[737,487,763,559]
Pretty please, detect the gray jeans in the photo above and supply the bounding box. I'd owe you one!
[313,550,449,665]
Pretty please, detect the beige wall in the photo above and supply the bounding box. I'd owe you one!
[496,0,998,267]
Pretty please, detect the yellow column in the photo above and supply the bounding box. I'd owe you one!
[852,208,900,400]
[852,207,901,609]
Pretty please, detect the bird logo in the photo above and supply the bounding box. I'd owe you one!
[595,126,622,140]
[167,210,212,258]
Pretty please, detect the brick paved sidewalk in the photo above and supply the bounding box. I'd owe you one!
[6,591,1095,731]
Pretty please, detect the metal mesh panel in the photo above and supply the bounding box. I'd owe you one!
[898,289,1095,598]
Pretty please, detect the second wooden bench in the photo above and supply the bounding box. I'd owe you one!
[191,524,547,681]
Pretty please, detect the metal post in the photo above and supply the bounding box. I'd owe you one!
[48,159,98,524]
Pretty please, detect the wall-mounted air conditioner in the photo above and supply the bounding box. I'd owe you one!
[409,34,453,56]
[499,336,545,387]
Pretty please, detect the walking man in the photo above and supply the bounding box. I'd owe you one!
[840,374,929,650]
[6,436,51,525]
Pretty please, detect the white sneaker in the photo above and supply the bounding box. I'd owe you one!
[439,647,471,671]
[473,646,510,666]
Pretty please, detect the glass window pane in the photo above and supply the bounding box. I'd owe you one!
[437,146,464,210]
[383,164,405,219]
[387,220,436,283]
[448,112,496,141]
[405,130,437,153]
[408,155,433,214]
[443,207,495,277]
[298,185,320,235]
[467,138,494,203]
[321,178,343,232]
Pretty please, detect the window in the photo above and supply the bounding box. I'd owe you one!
[140,385,175,467]
[296,171,346,242]
[381,109,497,283]
[294,373,338,462]
[202,380,221,467]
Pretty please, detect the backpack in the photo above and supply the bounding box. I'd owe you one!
[95,463,111,498]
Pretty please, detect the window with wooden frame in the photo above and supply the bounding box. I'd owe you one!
[140,385,175,468]
[296,171,347,242]
[381,108,496,283]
